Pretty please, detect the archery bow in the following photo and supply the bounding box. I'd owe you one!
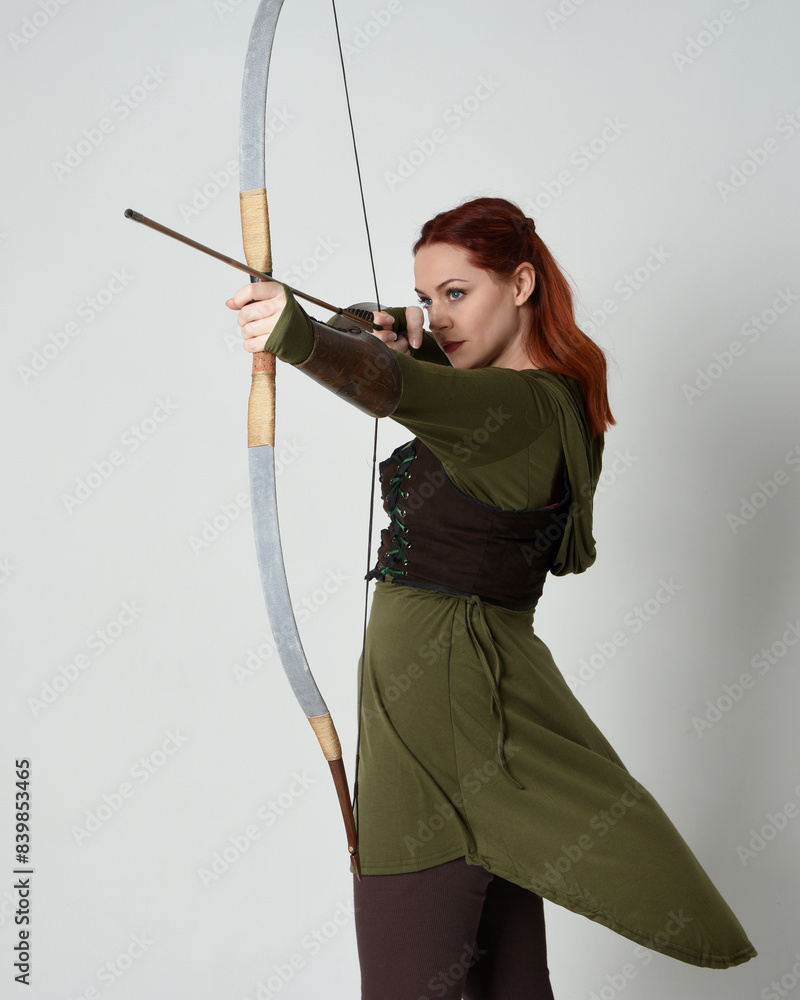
[238,0,372,878]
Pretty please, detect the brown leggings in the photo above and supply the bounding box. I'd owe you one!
[353,857,556,999]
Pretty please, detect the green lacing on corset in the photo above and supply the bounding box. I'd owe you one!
[369,443,415,581]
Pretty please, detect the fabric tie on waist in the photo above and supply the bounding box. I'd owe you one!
[463,595,524,790]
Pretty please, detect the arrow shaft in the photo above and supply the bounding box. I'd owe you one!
[124,209,379,330]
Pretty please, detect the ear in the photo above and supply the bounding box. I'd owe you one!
[512,262,536,305]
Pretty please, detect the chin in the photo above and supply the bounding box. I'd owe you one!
[447,355,470,369]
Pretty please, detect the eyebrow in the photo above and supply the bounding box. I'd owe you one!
[414,278,469,295]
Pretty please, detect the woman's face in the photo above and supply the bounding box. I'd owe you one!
[414,243,536,370]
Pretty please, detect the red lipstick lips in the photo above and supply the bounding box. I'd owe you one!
[442,341,464,354]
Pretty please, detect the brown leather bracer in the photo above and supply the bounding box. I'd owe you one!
[295,314,403,418]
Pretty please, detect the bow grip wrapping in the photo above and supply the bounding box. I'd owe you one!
[247,350,276,449]
[240,187,273,275]
[241,187,277,448]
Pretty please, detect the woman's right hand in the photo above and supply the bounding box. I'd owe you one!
[370,306,425,354]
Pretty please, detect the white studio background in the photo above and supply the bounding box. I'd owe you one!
[1,0,798,998]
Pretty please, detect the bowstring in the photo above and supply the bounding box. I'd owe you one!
[330,0,382,854]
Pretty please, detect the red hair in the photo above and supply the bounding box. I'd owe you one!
[413,197,615,438]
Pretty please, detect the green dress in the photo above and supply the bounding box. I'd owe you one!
[268,291,757,970]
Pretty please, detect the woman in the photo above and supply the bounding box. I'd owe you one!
[227,197,756,998]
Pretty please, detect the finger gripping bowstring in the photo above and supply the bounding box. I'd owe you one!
[239,0,383,878]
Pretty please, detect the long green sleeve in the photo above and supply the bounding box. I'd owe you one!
[264,288,600,548]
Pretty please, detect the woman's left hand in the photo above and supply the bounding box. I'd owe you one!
[226,280,287,353]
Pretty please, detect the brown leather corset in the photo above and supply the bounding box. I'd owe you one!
[367,438,571,611]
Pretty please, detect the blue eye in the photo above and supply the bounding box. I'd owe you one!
[416,288,465,307]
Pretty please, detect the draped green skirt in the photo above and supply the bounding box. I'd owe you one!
[353,581,757,970]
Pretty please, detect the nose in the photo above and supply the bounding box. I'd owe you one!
[427,300,452,334]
